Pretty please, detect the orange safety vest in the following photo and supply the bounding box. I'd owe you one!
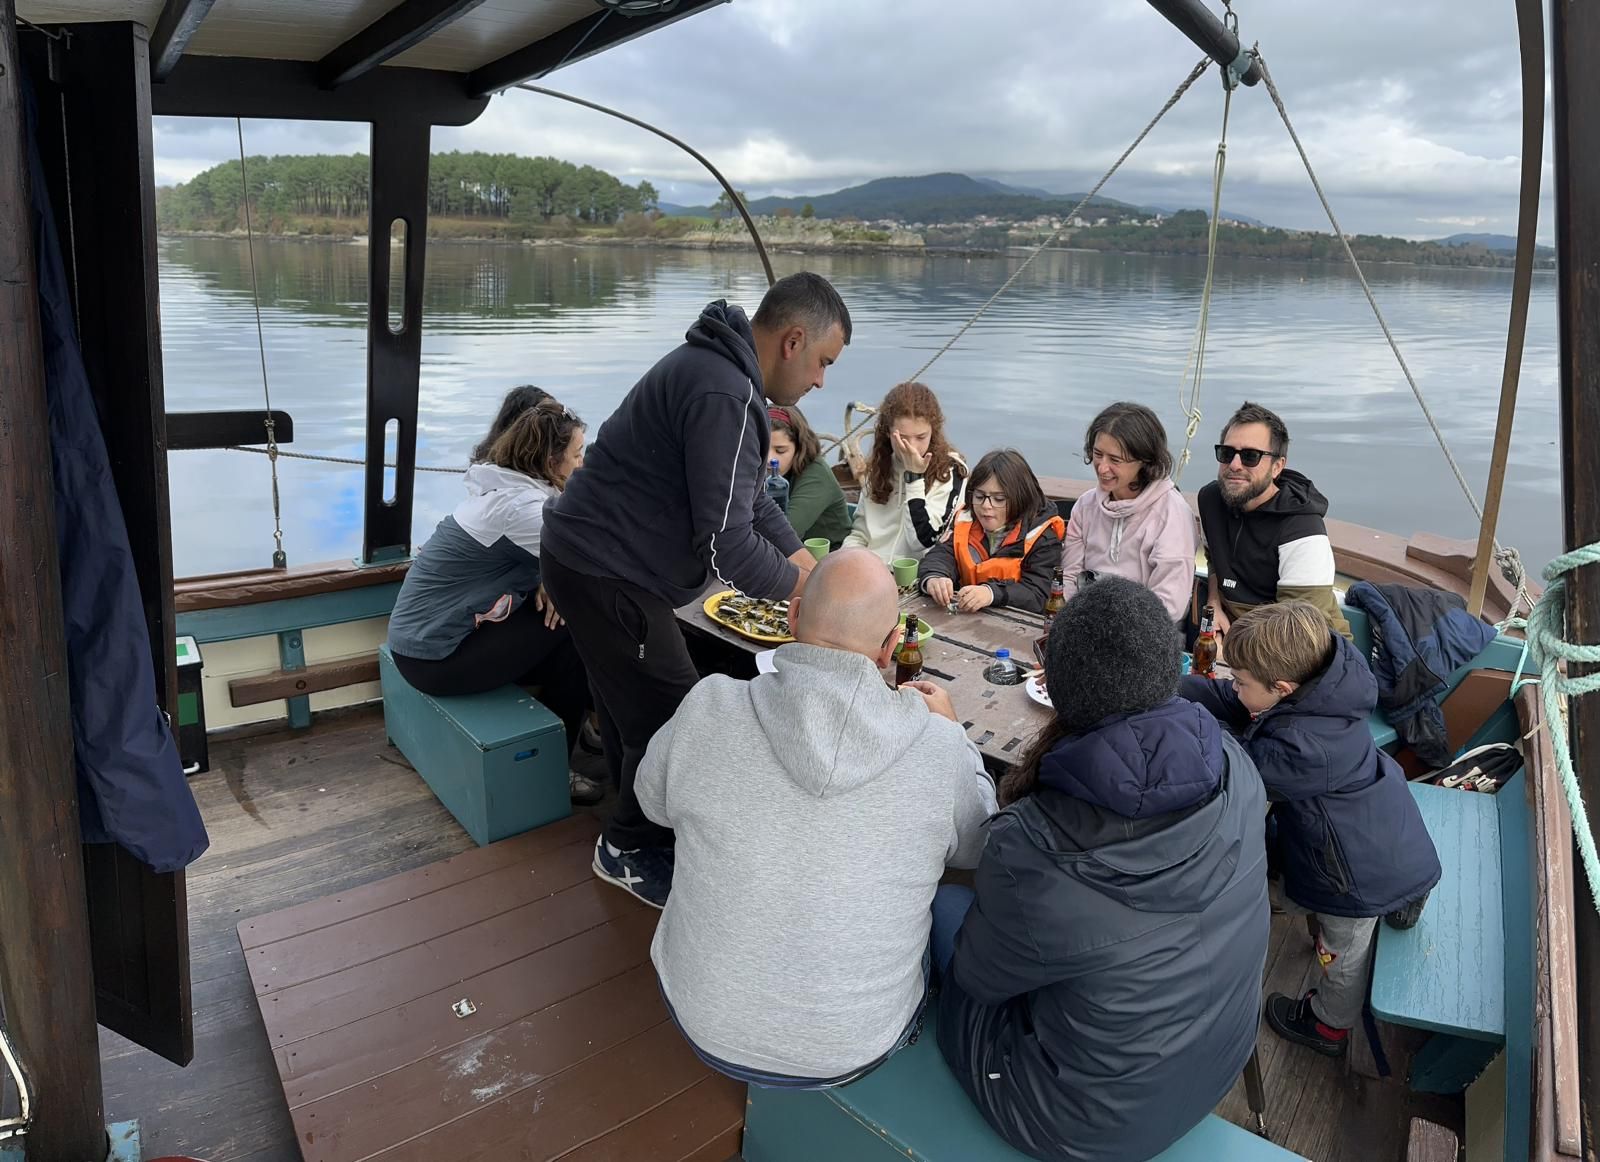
[951,511,1065,588]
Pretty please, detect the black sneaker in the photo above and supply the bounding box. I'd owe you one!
[1265,991,1348,1057]
[569,770,605,806]
[1385,891,1429,930]
[592,837,673,909]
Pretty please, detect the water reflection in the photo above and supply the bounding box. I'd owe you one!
[159,238,1563,578]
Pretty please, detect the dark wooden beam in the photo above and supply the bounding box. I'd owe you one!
[317,0,491,88]
[167,408,294,451]
[363,118,432,562]
[229,654,381,706]
[0,4,109,1157]
[152,57,489,126]
[32,20,198,1071]
[148,0,217,82]
[466,0,729,97]
[1551,0,1600,1149]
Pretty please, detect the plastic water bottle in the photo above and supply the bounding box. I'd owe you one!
[765,458,789,513]
[987,647,1020,686]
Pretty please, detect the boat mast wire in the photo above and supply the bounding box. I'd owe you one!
[816,55,1216,463]
[1253,54,1532,617]
[1171,38,1237,482]
[235,117,288,568]
[513,82,776,288]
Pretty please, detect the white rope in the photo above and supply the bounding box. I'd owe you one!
[1255,53,1534,618]
[0,1017,30,1142]
[236,118,288,568]
[1506,545,1600,912]
[220,444,466,474]
[1172,77,1233,483]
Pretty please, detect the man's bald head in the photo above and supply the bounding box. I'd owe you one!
[791,548,901,660]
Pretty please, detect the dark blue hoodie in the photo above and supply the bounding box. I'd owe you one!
[938,699,1269,1162]
[1180,631,1442,917]
[541,301,803,606]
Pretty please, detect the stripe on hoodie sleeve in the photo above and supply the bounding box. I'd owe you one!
[1277,533,1336,589]
[707,378,757,589]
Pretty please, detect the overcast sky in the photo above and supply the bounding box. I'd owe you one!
[151,0,1552,240]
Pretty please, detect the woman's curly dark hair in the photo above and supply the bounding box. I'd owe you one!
[865,382,958,505]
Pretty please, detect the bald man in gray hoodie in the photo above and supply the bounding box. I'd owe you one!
[635,548,997,1086]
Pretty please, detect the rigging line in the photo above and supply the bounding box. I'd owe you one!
[1255,52,1532,617]
[1171,75,1234,483]
[513,83,776,287]
[236,118,288,567]
[221,444,466,473]
[902,55,1213,387]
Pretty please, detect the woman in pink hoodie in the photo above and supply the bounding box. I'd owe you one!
[1062,402,1198,621]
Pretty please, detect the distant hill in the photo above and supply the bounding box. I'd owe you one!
[974,175,1056,199]
[1434,232,1556,257]
[657,172,1145,224]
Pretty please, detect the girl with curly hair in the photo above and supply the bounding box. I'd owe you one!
[842,382,965,563]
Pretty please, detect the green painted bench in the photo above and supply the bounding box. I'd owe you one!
[743,1008,1305,1162]
[376,643,570,846]
[1369,768,1535,1157]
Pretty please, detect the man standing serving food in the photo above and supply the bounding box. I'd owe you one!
[541,272,853,908]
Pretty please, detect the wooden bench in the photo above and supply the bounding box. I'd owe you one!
[376,643,571,846]
[1371,780,1506,1044]
[743,1008,1305,1162]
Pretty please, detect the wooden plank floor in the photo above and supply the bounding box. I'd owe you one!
[241,810,742,1161]
[97,705,1458,1161]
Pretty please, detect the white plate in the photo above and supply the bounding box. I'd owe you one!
[1025,673,1052,709]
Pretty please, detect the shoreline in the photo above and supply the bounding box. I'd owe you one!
[153,229,1548,271]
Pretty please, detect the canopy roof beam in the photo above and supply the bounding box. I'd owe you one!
[316,0,490,89]
[467,0,728,97]
[149,0,216,82]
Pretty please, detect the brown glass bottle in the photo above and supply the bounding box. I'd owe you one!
[1192,605,1218,677]
[1044,566,1066,619]
[894,618,923,685]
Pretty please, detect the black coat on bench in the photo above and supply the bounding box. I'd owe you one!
[937,700,1269,1162]
[1180,630,1442,918]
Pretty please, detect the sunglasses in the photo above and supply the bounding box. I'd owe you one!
[1214,444,1281,469]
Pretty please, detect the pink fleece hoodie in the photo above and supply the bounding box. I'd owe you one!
[1060,477,1198,621]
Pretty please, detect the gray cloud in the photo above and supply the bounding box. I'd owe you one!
[155,0,1550,239]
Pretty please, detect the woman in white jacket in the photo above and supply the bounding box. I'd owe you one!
[843,381,966,564]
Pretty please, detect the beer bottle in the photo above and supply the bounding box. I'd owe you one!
[1192,605,1219,678]
[894,617,924,685]
[1044,566,1066,619]
[765,458,790,514]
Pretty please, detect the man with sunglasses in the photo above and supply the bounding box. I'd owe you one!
[633,548,996,1087]
[1198,402,1353,643]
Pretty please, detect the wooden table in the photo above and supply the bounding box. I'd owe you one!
[676,587,1054,774]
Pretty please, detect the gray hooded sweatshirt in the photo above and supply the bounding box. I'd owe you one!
[635,642,997,1078]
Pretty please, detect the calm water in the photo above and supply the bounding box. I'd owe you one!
[158,238,1564,578]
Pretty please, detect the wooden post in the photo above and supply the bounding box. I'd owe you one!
[0,6,110,1159]
[1550,2,1600,1151]
[1465,0,1543,620]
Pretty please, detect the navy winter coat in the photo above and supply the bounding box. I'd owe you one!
[26,73,208,873]
[1180,632,1441,918]
[937,698,1269,1162]
[1344,580,1496,768]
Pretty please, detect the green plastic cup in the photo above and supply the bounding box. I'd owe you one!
[805,537,830,561]
[891,557,918,588]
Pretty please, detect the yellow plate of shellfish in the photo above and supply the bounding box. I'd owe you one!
[702,590,794,644]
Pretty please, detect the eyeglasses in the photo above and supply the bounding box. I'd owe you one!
[1214,444,1280,469]
[971,490,1008,508]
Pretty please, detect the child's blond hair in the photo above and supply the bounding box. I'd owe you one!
[1225,601,1334,686]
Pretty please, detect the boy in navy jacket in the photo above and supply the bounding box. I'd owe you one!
[1180,600,1440,1057]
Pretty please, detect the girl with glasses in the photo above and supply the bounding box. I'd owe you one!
[1061,401,1198,622]
[918,448,1064,614]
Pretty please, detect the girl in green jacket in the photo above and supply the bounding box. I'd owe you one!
[767,406,852,549]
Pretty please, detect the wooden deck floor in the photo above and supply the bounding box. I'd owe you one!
[99,705,1458,1161]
